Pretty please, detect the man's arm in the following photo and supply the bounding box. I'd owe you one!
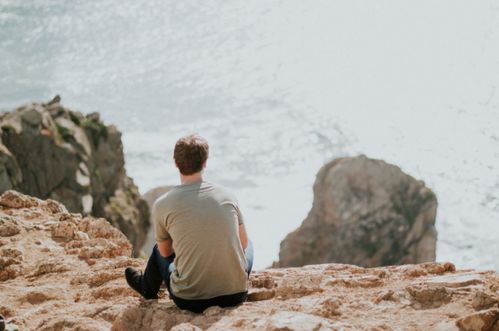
[152,198,174,258]
[157,239,174,257]
[239,223,249,250]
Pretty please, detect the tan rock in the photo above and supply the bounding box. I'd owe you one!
[171,323,203,331]
[0,192,498,331]
[24,289,59,304]
[374,290,395,304]
[247,289,276,302]
[0,190,41,209]
[51,221,78,240]
[36,317,108,331]
[253,310,344,331]
[315,298,342,318]
[472,291,498,311]
[456,308,499,331]
[406,284,452,308]
[250,273,276,289]
[29,260,70,277]
[277,156,438,268]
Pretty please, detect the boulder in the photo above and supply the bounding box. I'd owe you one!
[0,97,149,254]
[277,155,438,268]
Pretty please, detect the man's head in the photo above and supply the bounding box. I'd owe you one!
[174,134,209,175]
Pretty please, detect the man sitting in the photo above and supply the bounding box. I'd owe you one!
[125,134,253,313]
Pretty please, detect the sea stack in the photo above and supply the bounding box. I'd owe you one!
[277,155,438,268]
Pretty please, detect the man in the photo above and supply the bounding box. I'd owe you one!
[125,134,253,313]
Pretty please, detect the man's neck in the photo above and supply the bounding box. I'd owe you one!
[180,172,203,185]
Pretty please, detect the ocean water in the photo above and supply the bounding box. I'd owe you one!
[1,1,498,270]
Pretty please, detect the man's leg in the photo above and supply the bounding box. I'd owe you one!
[125,244,175,299]
[245,239,254,276]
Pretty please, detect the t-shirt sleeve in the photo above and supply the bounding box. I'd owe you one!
[152,200,171,242]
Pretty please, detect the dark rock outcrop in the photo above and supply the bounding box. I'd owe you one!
[0,97,149,254]
[277,155,438,268]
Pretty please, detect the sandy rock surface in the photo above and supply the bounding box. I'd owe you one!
[278,155,438,268]
[1,191,498,331]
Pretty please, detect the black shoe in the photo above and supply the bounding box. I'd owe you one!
[0,314,5,331]
[125,267,158,300]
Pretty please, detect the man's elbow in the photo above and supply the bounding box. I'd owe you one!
[238,224,249,250]
[241,238,248,250]
[240,233,249,250]
[157,240,174,257]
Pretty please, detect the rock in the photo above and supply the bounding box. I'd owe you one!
[472,291,498,311]
[402,261,456,278]
[1,192,498,331]
[0,254,21,281]
[257,310,343,331]
[0,190,40,209]
[374,290,395,304]
[25,289,59,304]
[277,155,438,268]
[247,289,275,302]
[456,308,499,331]
[0,216,21,237]
[170,323,202,331]
[0,98,149,254]
[46,95,61,106]
[0,142,21,191]
[250,273,275,289]
[29,260,70,277]
[406,284,451,308]
[51,221,78,241]
[315,298,342,317]
[36,317,108,331]
[103,177,150,255]
[0,305,14,318]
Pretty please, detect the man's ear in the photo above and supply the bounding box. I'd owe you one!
[202,161,207,169]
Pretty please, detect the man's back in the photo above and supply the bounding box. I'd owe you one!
[153,180,248,300]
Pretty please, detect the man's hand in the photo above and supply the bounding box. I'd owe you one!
[239,223,249,250]
[157,239,174,257]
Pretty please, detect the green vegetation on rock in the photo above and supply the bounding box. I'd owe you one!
[1,125,16,135]
[55,123,73,143]
[82,118,108,146]
[68,112,81,125]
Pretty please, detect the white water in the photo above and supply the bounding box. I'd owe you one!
[1,1,498,270]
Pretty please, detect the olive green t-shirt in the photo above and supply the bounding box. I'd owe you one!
[152,180,248,300]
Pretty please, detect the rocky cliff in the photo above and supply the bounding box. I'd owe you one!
[0,97,149,254]
[278,155,438,268]
[1,191,498,331]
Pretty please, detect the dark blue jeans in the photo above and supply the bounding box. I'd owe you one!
[142,240,254,313]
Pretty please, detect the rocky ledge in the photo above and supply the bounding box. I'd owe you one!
[0,191,498,331]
